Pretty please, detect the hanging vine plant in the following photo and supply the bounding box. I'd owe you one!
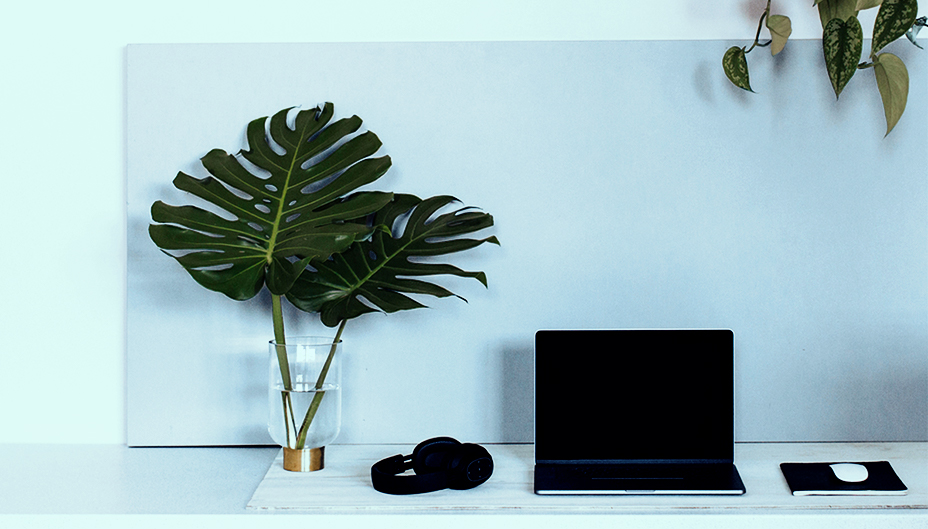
[723,0,925,136]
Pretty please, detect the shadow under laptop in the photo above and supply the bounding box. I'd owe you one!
[495,341,534,444]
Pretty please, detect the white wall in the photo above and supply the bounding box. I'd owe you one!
[0,0,919,445]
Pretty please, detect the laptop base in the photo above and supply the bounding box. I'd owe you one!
[533,463,746,496]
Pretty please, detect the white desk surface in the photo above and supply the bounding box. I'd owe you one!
[0,444,279,514]
[248,442,927,513]
[0,441,924,529]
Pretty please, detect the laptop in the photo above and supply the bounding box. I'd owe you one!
[533,329,746,495]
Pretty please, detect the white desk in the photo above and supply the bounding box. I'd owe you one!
[0,444,279,514]
[0,442,923,529]
[248,442,927,513]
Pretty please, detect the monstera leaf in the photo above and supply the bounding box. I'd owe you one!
[150,103,394,301]
[287,194,500,327]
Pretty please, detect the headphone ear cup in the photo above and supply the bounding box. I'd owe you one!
[411,436,461,474]
[446,443,494,490]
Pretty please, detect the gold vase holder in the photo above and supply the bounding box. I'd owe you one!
[283,446,325,472]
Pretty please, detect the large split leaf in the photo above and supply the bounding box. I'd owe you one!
[149,103,394,301]
[287,194,499,327]
[874,52,909,135]
[722,46,752,92]
[818,0,860,28]
[872,0,918,53]
[823,16,864,98]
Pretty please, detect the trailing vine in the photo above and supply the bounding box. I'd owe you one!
[723,0,924,136]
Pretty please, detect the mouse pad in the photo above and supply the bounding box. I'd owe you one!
[780,461,908,496]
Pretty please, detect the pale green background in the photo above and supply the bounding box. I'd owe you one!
[1,0,924,447]
[2,3,927,529]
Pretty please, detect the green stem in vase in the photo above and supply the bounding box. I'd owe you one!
[272,294,298,446]
[295,318,346,450]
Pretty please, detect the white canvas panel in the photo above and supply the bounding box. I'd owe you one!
[127,41,927,445]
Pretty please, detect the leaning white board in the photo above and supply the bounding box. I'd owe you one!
[126,40,927,446]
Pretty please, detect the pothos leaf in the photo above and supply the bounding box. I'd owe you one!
[872,0,918,53]
[723,46,752,92]
[857,0,883,9]
[287,194,499,327]
[766,15,792,56]
[818,0,860,29]
[873,52,909,135]
[149,103,394,301]
[906,16,927,48]
[823,16,864,98]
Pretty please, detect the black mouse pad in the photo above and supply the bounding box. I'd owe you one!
[779,461,907,496]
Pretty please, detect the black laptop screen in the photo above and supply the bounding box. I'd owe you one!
[534,329,734,464]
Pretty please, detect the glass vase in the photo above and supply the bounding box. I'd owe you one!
[268,336,342,471]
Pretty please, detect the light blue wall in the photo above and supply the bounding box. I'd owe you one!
[128,40,927,445]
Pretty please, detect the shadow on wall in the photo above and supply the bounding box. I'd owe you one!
[831,347,928,442]
[497,342,534,442]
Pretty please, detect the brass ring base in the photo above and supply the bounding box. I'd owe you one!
[283,446,325,472]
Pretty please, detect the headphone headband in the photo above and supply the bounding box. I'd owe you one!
[370,437,493,495]
[371,454,451,495]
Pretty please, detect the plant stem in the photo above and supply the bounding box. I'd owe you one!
[272,294,291,388]
[294,318,347,450]
[272,294,298,446]
[745,0,772,54]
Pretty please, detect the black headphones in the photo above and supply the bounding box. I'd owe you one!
[370,436,494,495]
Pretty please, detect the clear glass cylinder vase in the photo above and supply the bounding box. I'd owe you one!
[268,336,342,471]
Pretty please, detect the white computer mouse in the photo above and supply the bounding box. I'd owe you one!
[829,463,869,483]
